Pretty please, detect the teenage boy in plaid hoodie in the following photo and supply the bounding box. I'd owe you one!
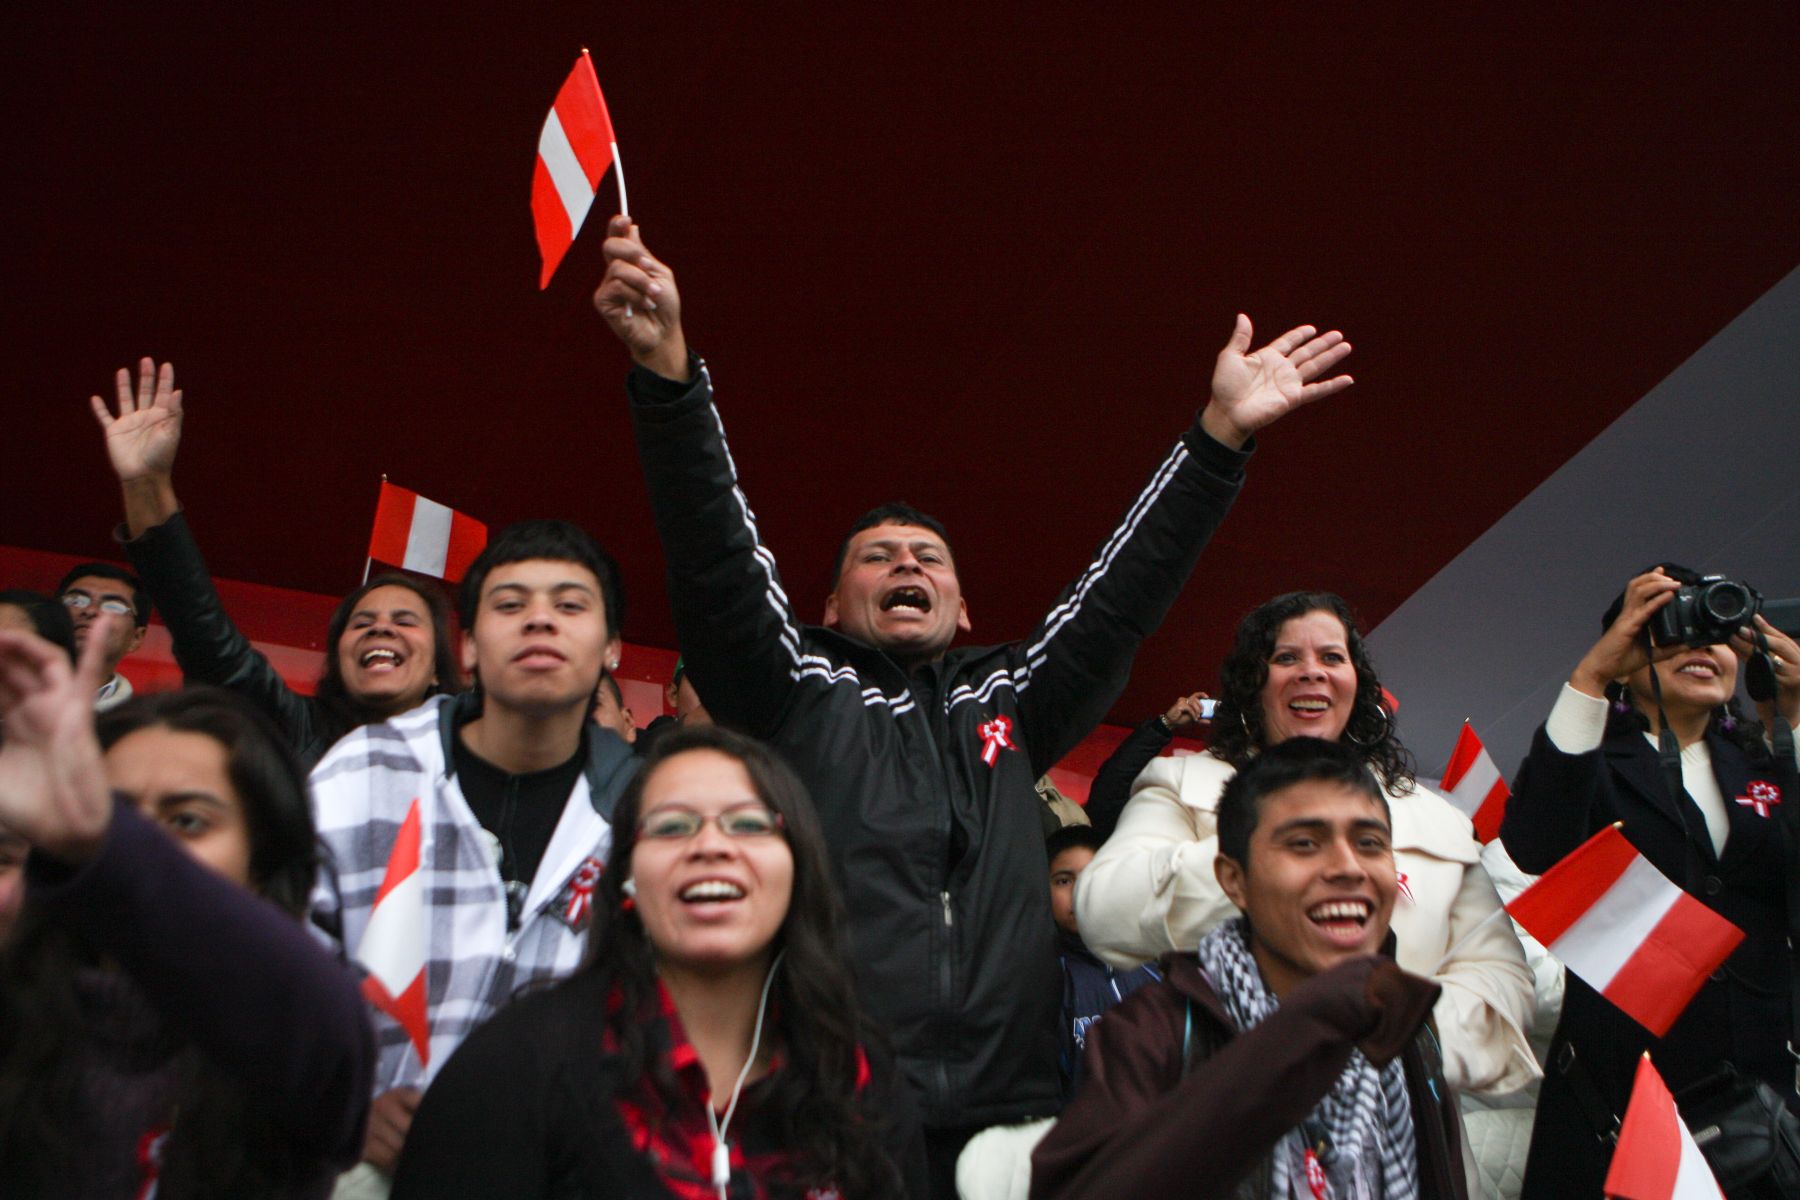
[309,521,639,1182]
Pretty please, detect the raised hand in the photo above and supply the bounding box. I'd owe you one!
[0,617,115,863]
[91,357,184,482]
[593,216,689,382]
[1164,692,1212,731]
[1200,315,1354,449]
[1569,569,1684,699]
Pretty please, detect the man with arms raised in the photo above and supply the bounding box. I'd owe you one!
[309,521,638,1185]
[1032,738,1468,1199]
[594,216,1353,1193]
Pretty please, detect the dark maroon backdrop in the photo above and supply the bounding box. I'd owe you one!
[5,4,1796,723]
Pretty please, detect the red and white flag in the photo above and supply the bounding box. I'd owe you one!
[1605,1054,1725,1200]
[1506,825,1743,1036]
[356,797,431,1066]
[532,50,626,289]
[1441,721,1509,844]
[367,480,486,583]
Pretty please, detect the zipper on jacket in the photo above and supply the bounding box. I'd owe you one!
[941,890,954,927]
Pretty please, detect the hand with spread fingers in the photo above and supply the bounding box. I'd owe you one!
[0,616,117,863]
[1732,614,1800,732]
[1200,314,1355,449]
[89,357,184,536]
[593,215,688,382]
[1569,569,1686,699]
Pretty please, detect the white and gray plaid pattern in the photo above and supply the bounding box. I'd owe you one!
[309,695,612,1092]
[1196,920,1418,1200]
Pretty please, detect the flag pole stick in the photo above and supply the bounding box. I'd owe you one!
[1430,905,1512,976]
[362,556,372,586]
[615,143,635,319]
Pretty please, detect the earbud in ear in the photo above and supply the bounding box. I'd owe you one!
[621,878,637,897]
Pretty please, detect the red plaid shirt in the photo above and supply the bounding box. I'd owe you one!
[605,980,870,1200]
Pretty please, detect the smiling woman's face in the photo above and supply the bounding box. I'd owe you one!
[629,748,794,979]
[1257,610,1358,747]
[104,726,252,888]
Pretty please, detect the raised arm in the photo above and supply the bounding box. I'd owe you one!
[1084,695,1208,839]
[90,360,323,758]
[592,218,804,736]
[1013,317,1352,770]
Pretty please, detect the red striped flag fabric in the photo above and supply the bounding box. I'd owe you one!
[1441,720,1509,843]
[356,797,430,1066]
[1605,1054,1725,1199]
[367,480,486,582]
[532,50,623,289]
[1505,825,1743,1036]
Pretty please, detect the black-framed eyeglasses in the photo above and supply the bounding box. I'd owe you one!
[636,804,785,841]
[61,593,133,616]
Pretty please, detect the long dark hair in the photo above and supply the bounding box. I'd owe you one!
[314,572,461,743]
[584,725,904,1199]
[1209,591,1416,789]
[0,688,322,1196]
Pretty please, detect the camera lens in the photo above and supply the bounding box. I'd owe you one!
[1702,582,1752,624]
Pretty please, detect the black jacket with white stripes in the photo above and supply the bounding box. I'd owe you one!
[625,354,1250,1129]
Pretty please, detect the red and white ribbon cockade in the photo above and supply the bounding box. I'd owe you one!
[1736,780,1782,819]
[563,856,604,926]
[979,715,1017,767]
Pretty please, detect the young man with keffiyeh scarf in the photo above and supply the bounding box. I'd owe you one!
[1030,738,1469,1200]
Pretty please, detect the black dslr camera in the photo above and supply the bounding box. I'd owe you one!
[1647,575,1762,647]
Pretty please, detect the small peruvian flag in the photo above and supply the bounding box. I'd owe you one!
[356,797,431,1066]
[1506,825,1743,1037]
[368,480,487,583]
[1441,721,1509,844]
[1605,1054,1726,1199]
[532,49,626,289]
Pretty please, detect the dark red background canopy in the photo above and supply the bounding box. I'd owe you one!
[5,4,1796,726]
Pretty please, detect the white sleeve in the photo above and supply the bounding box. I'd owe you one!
[1545,683,1609,755]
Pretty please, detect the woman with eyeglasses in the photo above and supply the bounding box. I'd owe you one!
[392,724,926,1199]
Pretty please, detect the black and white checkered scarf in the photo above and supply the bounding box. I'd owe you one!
[1194,919,1419,1200]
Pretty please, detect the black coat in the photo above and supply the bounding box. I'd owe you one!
[1500,720,1797,1198]
[625,356,1247,1128]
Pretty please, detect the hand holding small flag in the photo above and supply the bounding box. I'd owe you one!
[594,216,688,382]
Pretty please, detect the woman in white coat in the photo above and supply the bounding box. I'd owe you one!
[1076,590,1538,1097]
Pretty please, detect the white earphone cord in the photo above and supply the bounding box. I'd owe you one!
[705,949,786,1200]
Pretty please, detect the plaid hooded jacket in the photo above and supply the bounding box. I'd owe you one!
[308,692,638,1092]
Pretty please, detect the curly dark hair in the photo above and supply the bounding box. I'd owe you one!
[582,725,905,1198]
[1208,591,1415,789]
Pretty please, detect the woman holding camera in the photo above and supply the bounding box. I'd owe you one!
[1500,565,1800,1198]
[1077,591,1535,1100]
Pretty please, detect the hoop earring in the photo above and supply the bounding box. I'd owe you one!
[1342,703,1392,749]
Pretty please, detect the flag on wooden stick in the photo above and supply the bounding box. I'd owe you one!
[532,49,627,288]
[1505,824,1743,1036]
[1604,1054,1725,1200]
[1441,721,1509,843]
[367,480,486,582]
[356,797,431,1066]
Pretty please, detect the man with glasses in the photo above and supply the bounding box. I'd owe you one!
[55,563,149,710]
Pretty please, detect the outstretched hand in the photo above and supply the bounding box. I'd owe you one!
[91,358,184,482]
[1569,569,1684,698]
[593,216,689,382]
[0,618,116,863]
[1200,315,1353,449]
